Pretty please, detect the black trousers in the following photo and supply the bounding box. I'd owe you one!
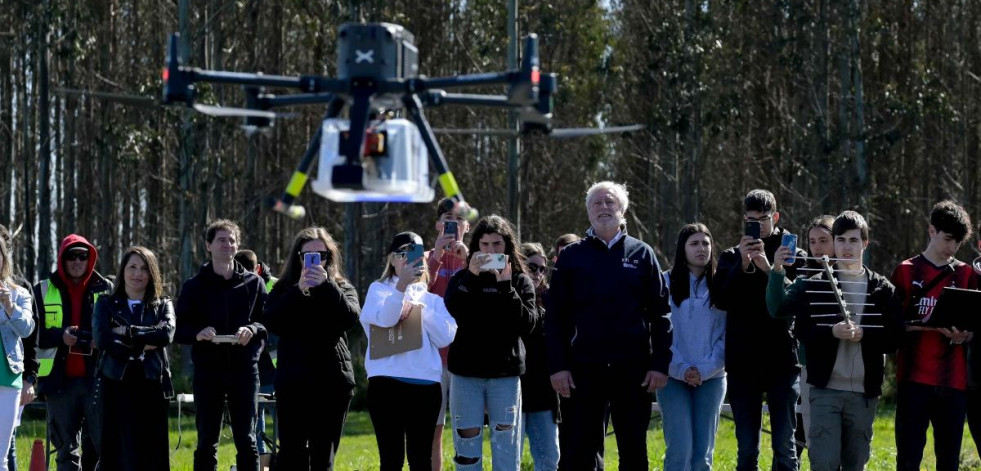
[895,381,967,471]
[46,376,101,471]
[99,363,170,471]
[192,366,259,471]
[969,387,981,455]
[276,381,353,471]
[563,365,652,471]
[367,377,442,471]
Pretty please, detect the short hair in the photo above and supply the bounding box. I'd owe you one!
[585,181,630,215]
[552,233,580,258]
[930,200,973,243]
[744,189,777,213]
[435,197,457,220]
[832,211,870,241]
[234,250,258,272]
[112,246,164,303]
[205,219,241,244]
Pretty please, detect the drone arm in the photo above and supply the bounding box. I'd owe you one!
[270,96,345,219]
[422,91,511,108]
[403,94,474,218]
[410,72,516,91]
[263,93,339,108]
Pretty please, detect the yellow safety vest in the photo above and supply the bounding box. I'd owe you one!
[37,280,102,377]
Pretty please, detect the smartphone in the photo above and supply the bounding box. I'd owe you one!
[304,252,321,268]
[406,243,424,268]
[480,253,508,270]
[443,220,459,239]
[781,233,798,264]
[744,221,761,240]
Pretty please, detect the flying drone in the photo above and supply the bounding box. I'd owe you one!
[161,22,642,219]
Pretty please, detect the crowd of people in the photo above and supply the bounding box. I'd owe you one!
[0,181,979,471]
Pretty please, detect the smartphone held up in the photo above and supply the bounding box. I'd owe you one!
[480,253,508,271]
[781,233,798,264]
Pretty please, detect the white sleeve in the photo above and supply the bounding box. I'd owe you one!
[360,282,405,329]
[422,293,457,349]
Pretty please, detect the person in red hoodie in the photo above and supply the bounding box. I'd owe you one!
[33,234,113,471]
[424,197,469,470]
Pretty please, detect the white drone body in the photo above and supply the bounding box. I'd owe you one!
[311,118,435,203]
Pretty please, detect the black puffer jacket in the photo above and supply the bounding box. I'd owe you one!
[175,262,267,372]
[92,295,176,398]
[262,277,361,389]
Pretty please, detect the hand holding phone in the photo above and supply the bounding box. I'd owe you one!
[480,253,508,270]
[443,220,459,239]
[406,243,424,268]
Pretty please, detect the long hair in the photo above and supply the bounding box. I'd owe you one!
[466,215,527,276]
[278,227,346,286]
[112,246,164,304]
[669,223,716,307]
[377,252,431,286]
[0,237,18,290]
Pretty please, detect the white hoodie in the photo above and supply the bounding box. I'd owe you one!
[360,278,458,382]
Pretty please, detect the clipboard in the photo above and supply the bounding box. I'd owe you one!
[369,304,424,360]
[923,287,981,332]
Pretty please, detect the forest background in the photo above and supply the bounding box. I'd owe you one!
[3,0,981,403]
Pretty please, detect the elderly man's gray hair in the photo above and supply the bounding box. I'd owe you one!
[585,181,630,214]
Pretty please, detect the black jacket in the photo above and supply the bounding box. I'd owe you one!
[33,271,113,395]
[713,227,806,376]
[175,262,267,372]
[444,269,537,378]
[782,268,904,398]
[92,295,176,398]
[262,277,360,389]
[546,231,672,375]
[521,297,559,415]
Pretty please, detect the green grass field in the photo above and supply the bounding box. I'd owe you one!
[12,404,978,470]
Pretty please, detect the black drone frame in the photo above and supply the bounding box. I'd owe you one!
[162,22,561,219]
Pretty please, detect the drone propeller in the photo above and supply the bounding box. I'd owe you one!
[53,88,160,109]
[191,104,280,119]
[432,124,645,139]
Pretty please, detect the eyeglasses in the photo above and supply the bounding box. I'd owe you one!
[527,263,548,275]
[64,252,89,262]
[392,252,408,261]
[297,250,330,261]
[744,214,773,223]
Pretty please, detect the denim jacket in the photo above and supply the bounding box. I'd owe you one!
[1,282,36,374]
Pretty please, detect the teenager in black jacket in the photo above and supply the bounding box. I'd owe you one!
[262,227,360,471]
[444,215,537,469]
[93,246,175,471]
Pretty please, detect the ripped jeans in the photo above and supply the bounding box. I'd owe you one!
[449,374,522,470]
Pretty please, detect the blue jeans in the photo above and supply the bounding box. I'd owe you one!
[727,370,800,471]
[450,374,521,471]
[657,377,727,471]
[523,410,559,471]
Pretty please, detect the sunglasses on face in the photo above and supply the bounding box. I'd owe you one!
[527,263,548,275]
[65,252,89,262]
[297,251,330,261]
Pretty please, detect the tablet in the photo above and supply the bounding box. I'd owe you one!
[925,287,981,332]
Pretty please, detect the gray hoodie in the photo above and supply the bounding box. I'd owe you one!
[665,272,727,381]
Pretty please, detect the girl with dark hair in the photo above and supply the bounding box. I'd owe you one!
[361,232,457,470]
[262,227,361,470]
[518,242,560,470]
[0,238,33,471]
[443,215,537,469]
[92,246,175,471]
[657,223,727,471]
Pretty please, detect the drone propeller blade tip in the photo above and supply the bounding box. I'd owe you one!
[268,198,306,220]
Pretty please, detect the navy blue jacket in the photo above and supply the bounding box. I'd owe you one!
[546,230,672,375]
